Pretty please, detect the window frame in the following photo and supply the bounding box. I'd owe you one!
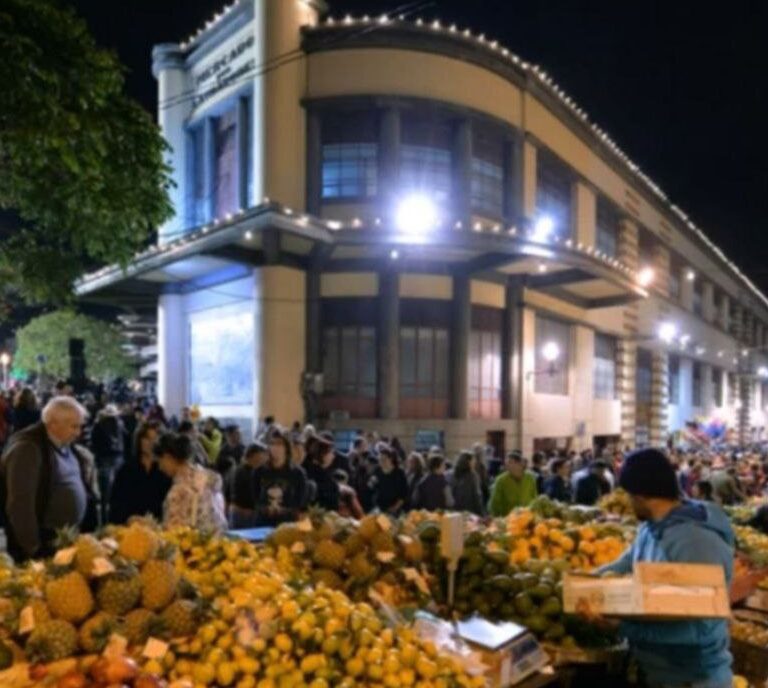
[593,333,618,400]
[320,325,377,418]
[321,142,379,202]
[668,354,680,405]
[535,151,573,240]
[534,315,570,396]
[692,361,703,407]
[399,326,450,419]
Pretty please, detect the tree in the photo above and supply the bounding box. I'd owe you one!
[0,0,173,304]
[14,310,134,381]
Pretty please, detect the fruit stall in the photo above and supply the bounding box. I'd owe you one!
[0,492,766,687]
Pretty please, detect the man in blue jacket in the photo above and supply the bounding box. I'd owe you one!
[598,448,734,688]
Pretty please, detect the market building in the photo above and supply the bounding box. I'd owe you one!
[77,0,768,454]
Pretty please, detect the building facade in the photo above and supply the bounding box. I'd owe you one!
[78,0,768,454]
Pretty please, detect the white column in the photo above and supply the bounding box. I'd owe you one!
[572,182,596,249]
[702,282,716,323]
[158,293,186,417]
[680,267,694,311]
[572,326,594,451]
[719,293,730,332]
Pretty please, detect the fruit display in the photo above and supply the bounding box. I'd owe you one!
[731,618,768,646]
[527,496,602,524]
[503,508,632,570]
[734,526,768,568]
[597,489,635,519]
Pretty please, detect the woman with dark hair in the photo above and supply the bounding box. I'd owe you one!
[405,452,426,509]
[451,451,485,515]
[227,442,268,529]
[305,434,340,511]
[12,388,40,433]
[253,429,307,526]
[109,421,171,524]
[369,446,408,515]
[155,432,227,531]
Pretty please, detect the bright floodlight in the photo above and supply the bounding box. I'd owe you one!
[542,341,560,362]
[533,216,555,241]
[396,194,438,235]
[686,269,696,282]
[759,366,768,378]
[638,267,655,287]
[0,353,9,366]
[658,322,677,343]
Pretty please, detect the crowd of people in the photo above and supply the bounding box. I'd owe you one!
[2,384,768,562]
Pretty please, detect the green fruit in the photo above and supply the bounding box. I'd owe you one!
[499,603,516,618]
[463,556,484,575]
[515,573,538,589]
[526,559,547,575]
[544,623,566,641]
[524,614,548,634]
[530,583,554,601]
[540,596,562,617]
[491,575,515,592]
[418,523,440,543]
[482,563,498,578]
[514,592,535,616]
[465,532,484,548]
[486,551,508,566]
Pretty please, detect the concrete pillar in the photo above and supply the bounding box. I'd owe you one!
[305,110,322,215]
[702,282,716,324]
[520,307,537,455]
[378,107,401,221]
[572,182,596,249]
[158,293,186,417]
[502,282,524,419]
[202,117,216,222]
[617,218,639,448]
[152,45,190,243]
[254,267,306,425]
[649,350,669,448]
[503,134,524,226]
[573,326,595,451]
[450,274,471,419]
[378,271,400,419]
[680,266,694,311]
[651,244,671,300]
[237,96,250,210]
[739,377,753,446]
[700,363,713,415]
[452,119,472,228]
[305,265,321,374]
[522,139,537,222]
[719,293,730,332]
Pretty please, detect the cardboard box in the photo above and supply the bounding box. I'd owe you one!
[563,562,731,620]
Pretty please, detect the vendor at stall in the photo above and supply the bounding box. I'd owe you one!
[597,448,734,688]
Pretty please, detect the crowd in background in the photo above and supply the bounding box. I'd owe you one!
[2,383,768,562]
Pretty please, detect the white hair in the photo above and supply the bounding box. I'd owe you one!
[42,396,89,424]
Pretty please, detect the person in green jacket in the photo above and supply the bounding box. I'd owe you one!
[488,451,538,516]
[198,417,223,466]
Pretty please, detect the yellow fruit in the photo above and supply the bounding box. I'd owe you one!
[119,523,160,563]
[274,633,292,653]
[45,570,94,623]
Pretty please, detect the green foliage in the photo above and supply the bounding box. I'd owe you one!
[15,310,134,381]
[0,0,173,303]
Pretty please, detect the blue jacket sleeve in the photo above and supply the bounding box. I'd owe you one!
[597,544,634,575]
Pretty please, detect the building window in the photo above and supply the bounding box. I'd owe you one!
[321,143,378,200]
[636,348,652,404]
[594,333,617,399]
[187,125,207,228]
[668,354,680,405]
[692,281,703,317]
[713,367,723,407]
[534,315,570,395]
[668,266,681,302]
[322,327,377,417]
[469,330,502,418]
[213,108,239,219]
[536,152,572,238]
[471,158,504,217]
[637,231,655,272]
[400,145,452,203]
[596,199,618,258]
[692,361,702,407]
[400,327,449,418]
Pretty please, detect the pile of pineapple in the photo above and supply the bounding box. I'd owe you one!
[0,522,203,667]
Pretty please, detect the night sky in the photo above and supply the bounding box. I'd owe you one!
[68,0,768,291]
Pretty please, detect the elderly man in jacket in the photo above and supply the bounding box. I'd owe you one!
[597,448,734,688]
[1,397,94,562]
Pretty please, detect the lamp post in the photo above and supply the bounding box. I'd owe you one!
[0,352,10,391]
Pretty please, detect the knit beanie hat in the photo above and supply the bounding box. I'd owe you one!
[619,448,680,499]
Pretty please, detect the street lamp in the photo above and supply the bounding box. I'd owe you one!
[658,322,678,344]
[526,340,561,380]
[0,352,10,390]
[637,267,655,287]
[395,194,438,236]
[532,216,555,242]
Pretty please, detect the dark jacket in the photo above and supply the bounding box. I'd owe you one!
[12,407,40,434]
[0,423,97,561]
[371,467,408,513]
[90,415,125,464]
[216,443,245,477]
[109,459,171,525]
[305,462,340,511]
[412,473,453,511]
[227,463,256,509]
[544,474,572,503]
[253,463,307,526]
[574,472,609,506]
[451,471,485,515]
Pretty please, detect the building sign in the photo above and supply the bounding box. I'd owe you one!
[192,26,256,109]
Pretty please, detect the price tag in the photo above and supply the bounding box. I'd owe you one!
[376,551,395,563]
[18,605,35,634]
[91,557,116,577]
[53,547,76,566]
[290,542,306,554]
[143,637,169,659]
[103,633,128,658]
[297,519,313,533]
[376,515,391,531]
[398,535,413,545]
[100,538,119,552]
[402,568,430,595]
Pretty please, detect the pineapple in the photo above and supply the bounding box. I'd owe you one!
[123,608,164,646]
[269,524,305,548]
[370,530,395,554]
[357,514,381,541]
[312,540,346,571]
[118,522,160,564]
[74,534,107,579]
[160,599,201,638]
[140,549,179,611]
[26,619,78,662]
[29,598,51,625]
[45,568,94,623]
[343,532,367,557]
[401,537,424,563]
[347,552,378,582]
[78,612,118,653]
[96,562,141,615]
[311,568,343,590]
